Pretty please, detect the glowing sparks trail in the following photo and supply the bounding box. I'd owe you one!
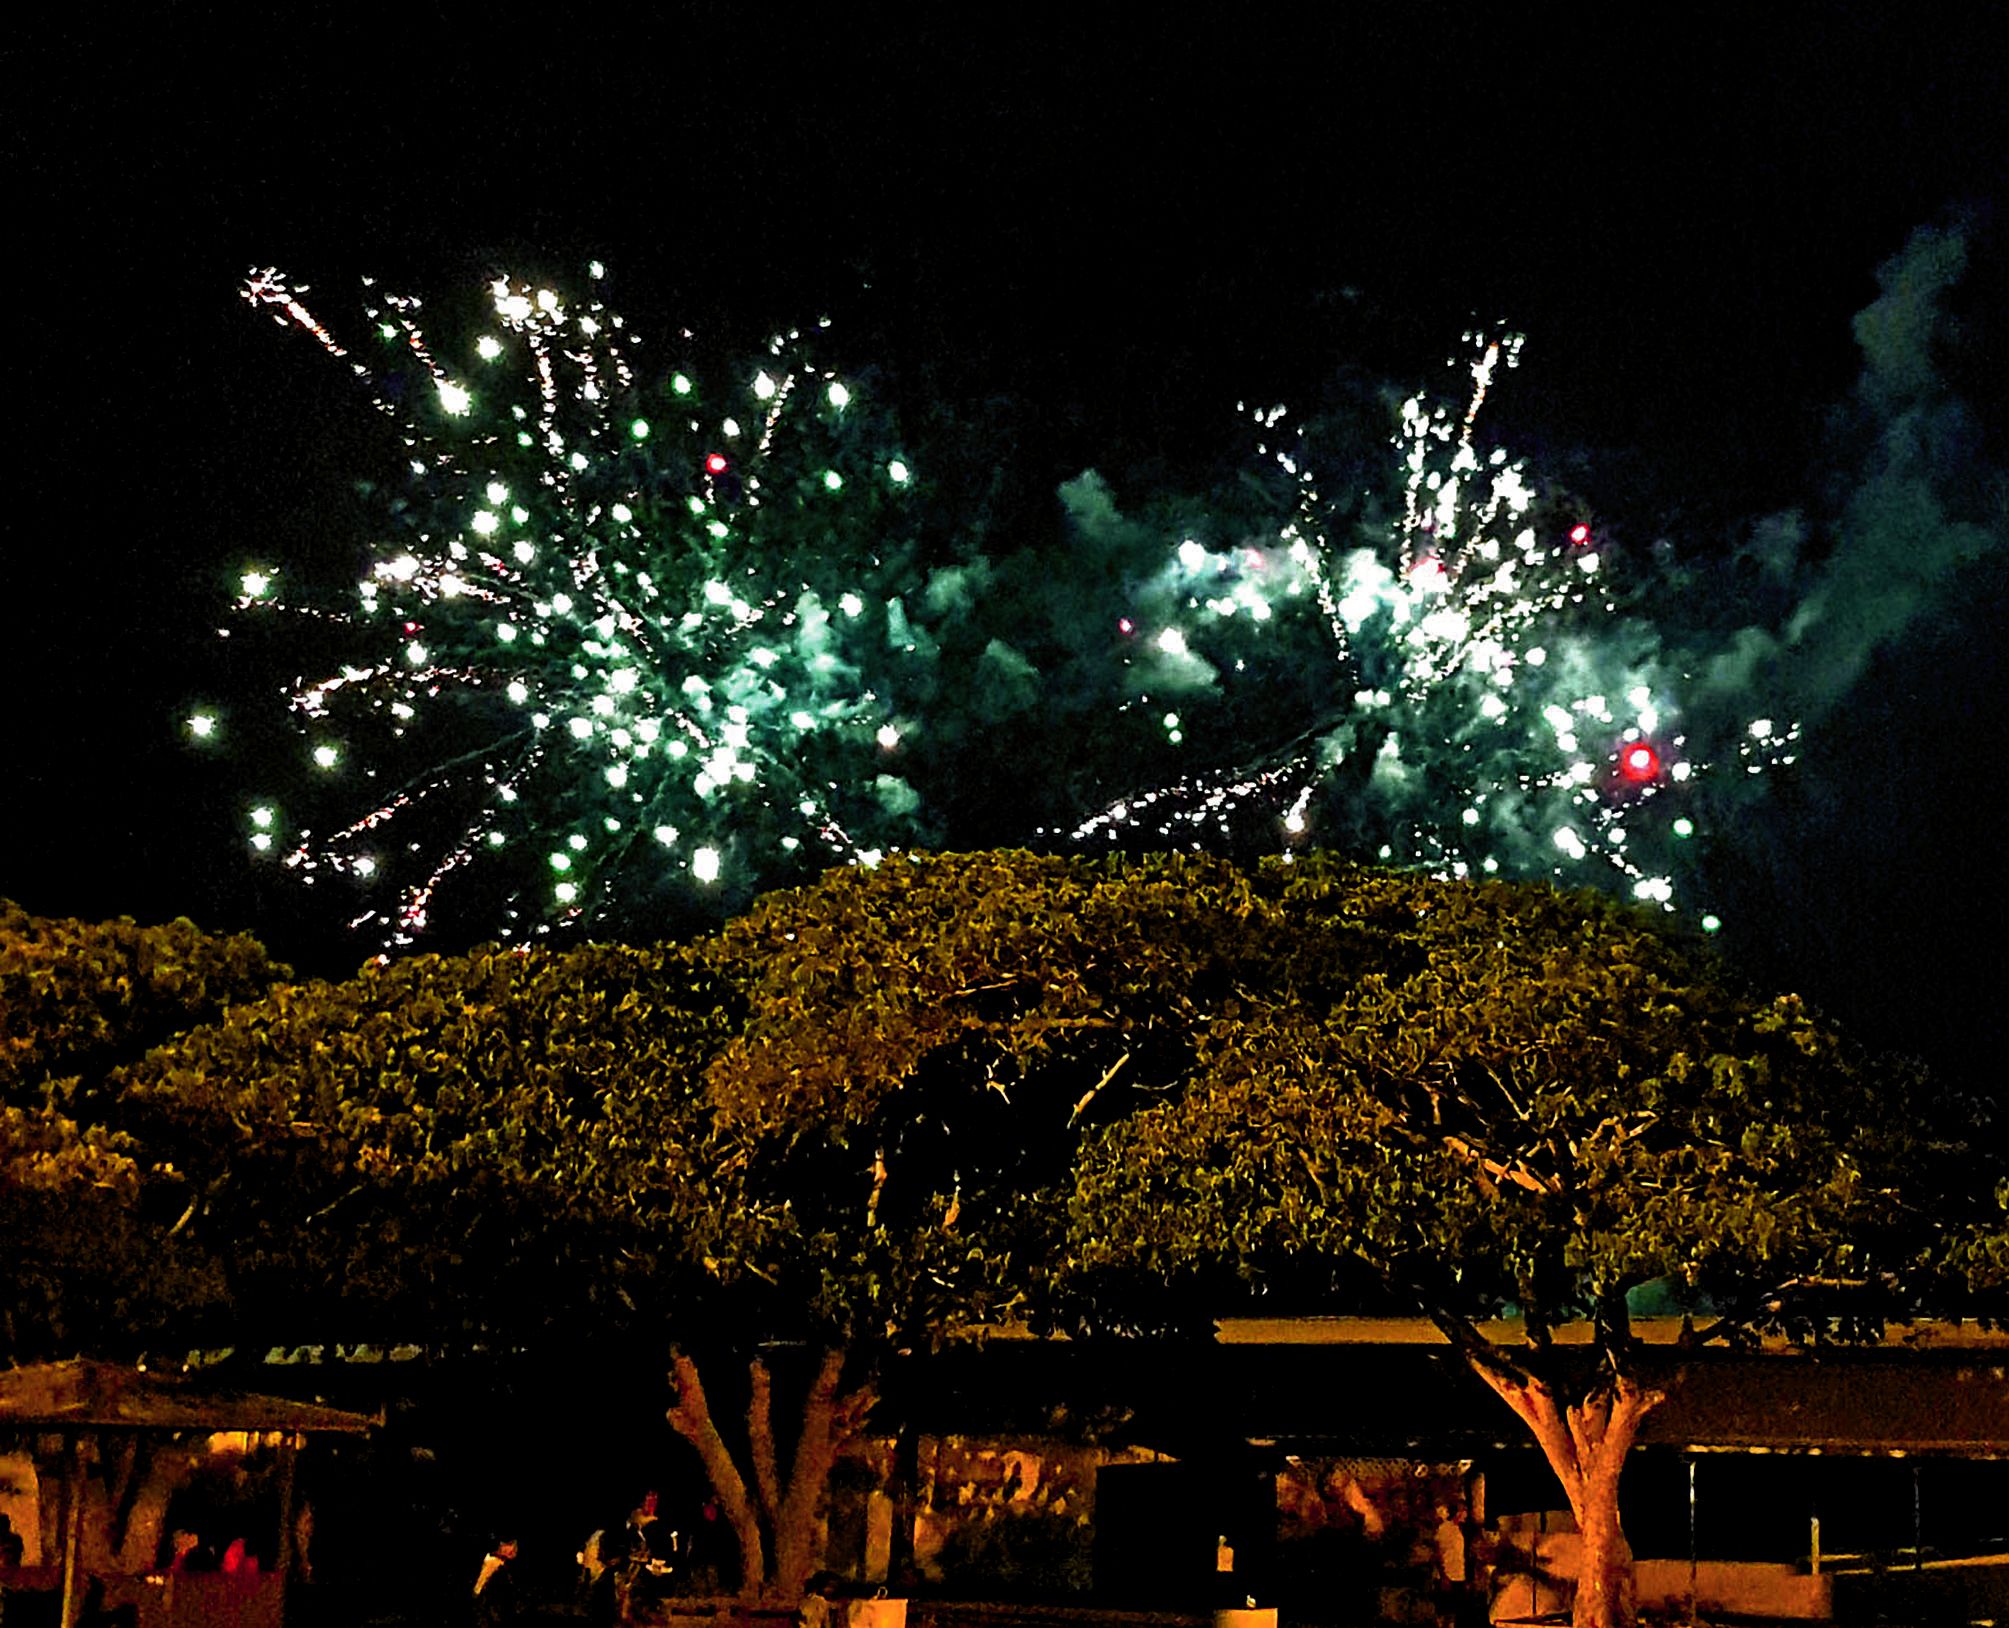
[1066,330,1801,919]
[229,266,932,941]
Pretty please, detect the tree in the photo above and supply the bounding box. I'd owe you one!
[1064,860,1974,1628]
[679,847,1290,1600]
[0,905,281,1360]
[4,929,744,1626]
[100,849,1296,1605]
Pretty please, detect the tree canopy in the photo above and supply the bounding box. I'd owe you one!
[97,939,736,1349]
[694,847,1299,1345]
[1,901,285,1100]
[1,905,285,1358]
[1067,862,1958,1334]
[63,851,1257,1356]
[4,857,1983,1619]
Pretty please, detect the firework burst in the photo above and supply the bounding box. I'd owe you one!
[220,266,935,941]
[1066,330,1799,923]
[210,267,1800,944]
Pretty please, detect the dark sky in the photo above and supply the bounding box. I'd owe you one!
[6,9,2006,1074]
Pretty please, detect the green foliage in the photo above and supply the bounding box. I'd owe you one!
[7,856,1970,1389]
[0,901,286,1101]
[0,906,283,1359]
[1066,859,1971,1357]
[932,1504,1094,1596]
[106,940,738,1346]
[696,849,1321,1345]
[1,1100,231,1358]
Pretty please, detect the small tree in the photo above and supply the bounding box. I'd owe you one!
[1066,861,1973,1628]
[0,907,296,1573]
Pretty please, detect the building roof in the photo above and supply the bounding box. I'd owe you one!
[1214,1316,2009,1353]
[906,1324,2009,1461]
[0,1359,376,1434]
[1219,1345,2009,1460]
[1644,1353,2009,1456]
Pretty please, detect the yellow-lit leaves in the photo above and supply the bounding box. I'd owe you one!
[1071,858,1930,1350]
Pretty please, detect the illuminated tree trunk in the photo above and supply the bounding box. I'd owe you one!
[61,1438,198,1578]
[666,1349,876,1606]
[1469,1364,1662,1628]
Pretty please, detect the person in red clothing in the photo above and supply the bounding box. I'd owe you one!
[473,1535,522,1627]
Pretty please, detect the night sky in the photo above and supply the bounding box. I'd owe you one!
[7,11,2006,1079]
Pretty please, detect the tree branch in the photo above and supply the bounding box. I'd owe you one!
[1068,1052,1131,1127]
[1440,1134,1561,1195]
[1466,1356,1585,1512]
[1419,1300,1531,1385]
[665,1351,766,1599]
[770,1349,869,1603]
[749,1358,783,1531]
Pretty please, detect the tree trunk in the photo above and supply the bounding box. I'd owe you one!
[666,1347,876,1607]
[667,1352,768,1597]
[1467,1362,1662,1628]
[1572,1468,1636,1628]
[770,1350,860,1603]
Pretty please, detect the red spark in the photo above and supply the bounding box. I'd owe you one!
[1619,742,1661,783]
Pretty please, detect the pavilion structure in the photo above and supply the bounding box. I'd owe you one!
[0,1359,374,1628]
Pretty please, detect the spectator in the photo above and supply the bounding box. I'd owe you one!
[473,1535,522,1628]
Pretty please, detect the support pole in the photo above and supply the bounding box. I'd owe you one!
[1913,1462,1923,1572]
[887,1421,918,1586]
[275,1434,300,1581]
[1461,1462,1487,1624]
[1531,1509,1544,1621]
[58,1438,85,1628]
[1686,1459,1698,1628]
